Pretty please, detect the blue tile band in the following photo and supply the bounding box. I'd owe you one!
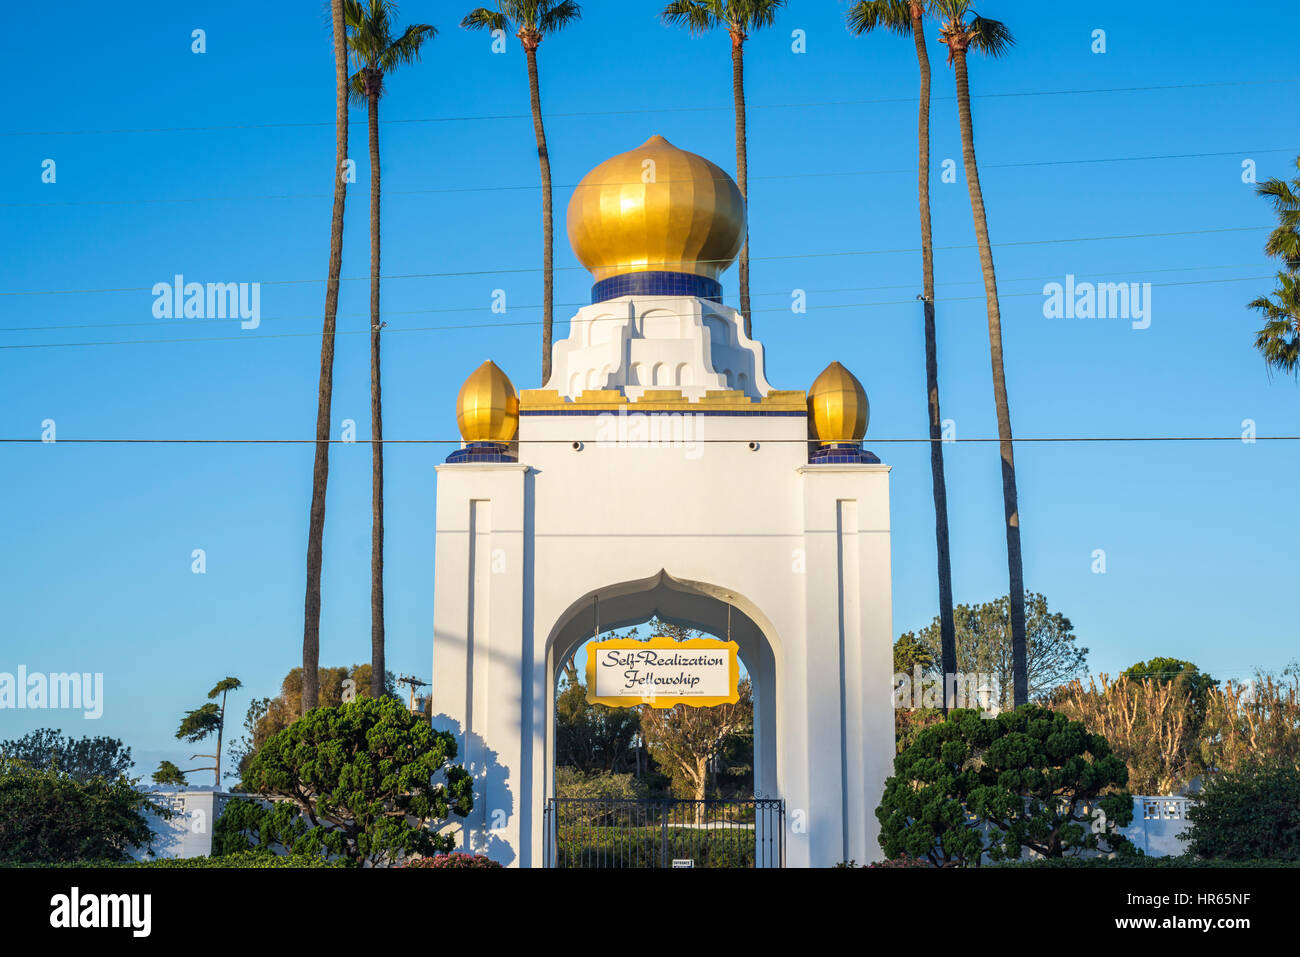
[591,271,722,304]
[809,443,881,465]
[446,441,517,464]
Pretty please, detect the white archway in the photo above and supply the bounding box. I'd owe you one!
[543,570,781,804]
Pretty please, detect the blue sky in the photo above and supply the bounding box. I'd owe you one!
[0,1,1297,779]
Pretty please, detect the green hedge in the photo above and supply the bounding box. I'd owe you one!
[554,825,756,868]
[994,855,1300,869]
[2,850,349,869]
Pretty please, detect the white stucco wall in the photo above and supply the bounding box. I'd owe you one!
[432,410,894,866]
[129,787,232,860]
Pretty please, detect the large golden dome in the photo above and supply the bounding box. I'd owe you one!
[567,135,746,285]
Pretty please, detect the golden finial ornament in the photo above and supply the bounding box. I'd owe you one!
[808,362,869,444]
[567,135,746,283]
[456,360,519,443]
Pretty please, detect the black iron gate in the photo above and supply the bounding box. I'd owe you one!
[544,798,784,868]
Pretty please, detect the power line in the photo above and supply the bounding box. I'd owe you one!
[0,262,1268,334]
[0,275,1273,351]
[1,435,1296,445]
[0,225,1272,299]
[6,146,1296,209]
[3,78,1296,138]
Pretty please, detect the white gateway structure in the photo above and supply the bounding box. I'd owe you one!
[432,135,894,868]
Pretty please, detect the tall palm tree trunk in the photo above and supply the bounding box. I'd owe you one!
[952,49,1027,707]
[731,31,751,338]
[525,45,554,385]
[913,17,957,708]
[368,88,386,701]
[304,0,351,715]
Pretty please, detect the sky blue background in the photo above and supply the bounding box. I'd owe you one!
[1,1,1297,780]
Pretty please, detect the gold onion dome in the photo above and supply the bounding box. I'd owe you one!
[808,362,869,444]
[456,360,519,443]
[567,134,746,284]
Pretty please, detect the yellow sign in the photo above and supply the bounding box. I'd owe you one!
[586,636,740,709]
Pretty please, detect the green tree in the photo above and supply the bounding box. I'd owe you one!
[345,0,437,700]
[876,706,1134,865]
[1185,762,1300,861]
[1249,270,1300,375]
[900,592,1087,708]
[660,0,785,338]
[847,0,958,715]
[228,665,392,779]
[1200,674,1300,775]
[640,678,754,808]
[1122,657,1218,715]
[151,761,188,786]
[932,0,1027,706]
[1257,155,1300,270]
[1054,674,1203,794]
[893,631,935,675]
[555,679,642,774]
[235,696,473,865]
[891,631,943,753]
[461,1,581,384]
[0,728,132,783]
[304,0,354,715]
[175,676,241,786]
[1122,656,1218,752]
[0,758,166,864]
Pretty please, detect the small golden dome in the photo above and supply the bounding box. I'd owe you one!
[808,362,869,444]
[456,360,519,443]
[567,134,746,283]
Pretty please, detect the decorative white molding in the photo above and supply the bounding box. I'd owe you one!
[543,295,773,401]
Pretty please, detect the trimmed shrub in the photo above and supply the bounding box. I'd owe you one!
[1184,762,1300,861]
[876,705,1135,866]
[401,853,502,868]
[0,759,167,864]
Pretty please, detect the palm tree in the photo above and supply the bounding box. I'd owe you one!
[1257,156,1300,271]
[660,0,786,340]
[303,0,353,715]
[933,1,1027,708]
[1249,271,1300,375]
[1250,157,1300,375]
[846,1,958,709]
[345,1,436,702]
[462,1,581,385]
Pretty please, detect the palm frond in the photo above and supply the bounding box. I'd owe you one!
[927,0,968,21]
[461,6,507,31]
[1249,271,1300,375]
[538,0,582,34]
[845,0,916,37]
[968,14,1013,57]
[1256,177,1300,214]
[741,0,787,31]
[661,0,722,34]
[381,23,436,71]
[347,69,372,106]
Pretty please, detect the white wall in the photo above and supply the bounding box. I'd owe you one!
[130,787,233,860]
